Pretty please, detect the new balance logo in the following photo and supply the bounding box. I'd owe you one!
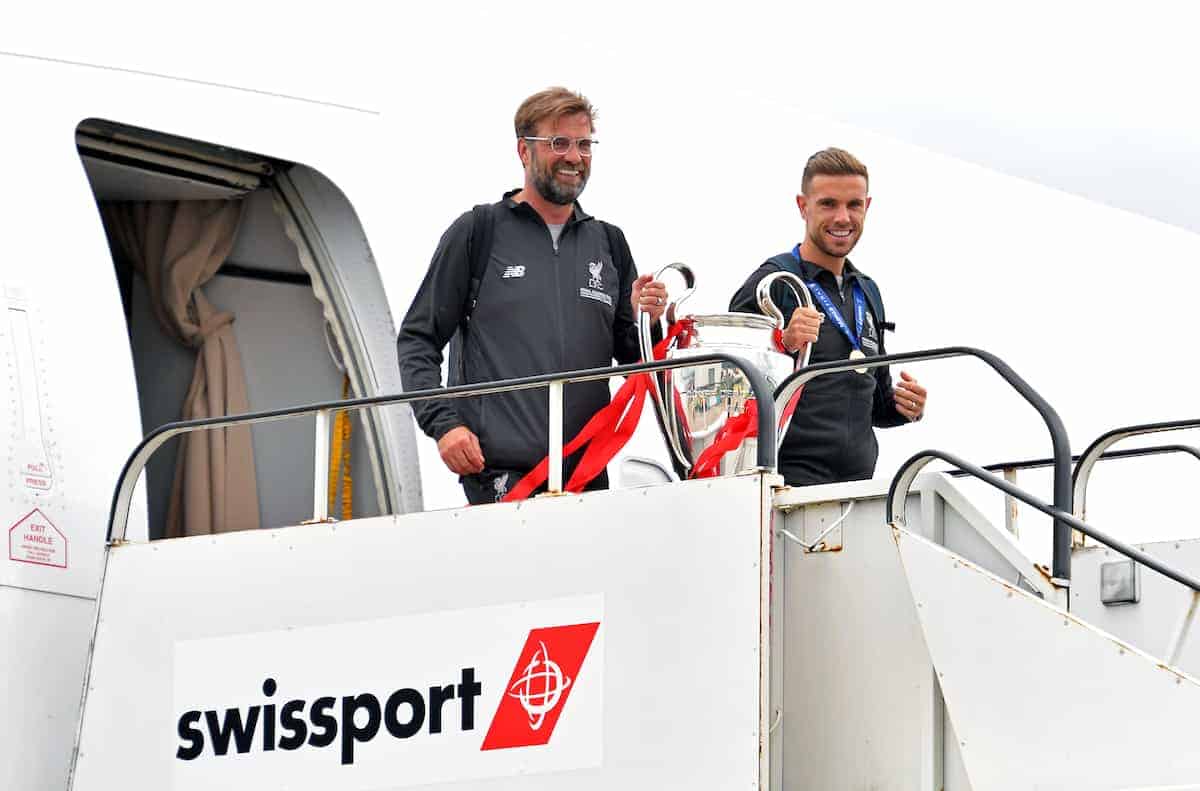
[481,622,600,750]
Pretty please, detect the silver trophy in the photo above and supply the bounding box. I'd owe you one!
[639,263,813,477]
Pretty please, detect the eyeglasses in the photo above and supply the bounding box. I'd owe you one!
[521,135,597,157]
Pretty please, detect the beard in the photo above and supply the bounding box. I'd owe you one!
[531,152,589,205]
[809,226,860,260]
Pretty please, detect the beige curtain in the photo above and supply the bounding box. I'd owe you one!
[102,200,261,537]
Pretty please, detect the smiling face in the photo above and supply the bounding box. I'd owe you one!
[797,174,871,268]
[520,112,592,206]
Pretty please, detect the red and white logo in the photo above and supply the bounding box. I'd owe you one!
[8,508,67,568]
[481,622,600,750]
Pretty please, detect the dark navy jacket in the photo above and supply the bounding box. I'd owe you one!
[730,253,907,486]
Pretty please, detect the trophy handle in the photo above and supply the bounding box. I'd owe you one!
[638,262,696,473]
[656,262,696,319]
[760,272,817,463]
[756,271,815,370]
[637,263,695,364]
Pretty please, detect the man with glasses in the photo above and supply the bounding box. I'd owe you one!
[398,87,669,504]
[729,147,928,487]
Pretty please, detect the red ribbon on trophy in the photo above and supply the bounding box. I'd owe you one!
[502,316,803,500]
[687,384,804,479]
[772,327,788,355]
[690,399,759,479]
[501,320,694,502]
[688,325,802,479]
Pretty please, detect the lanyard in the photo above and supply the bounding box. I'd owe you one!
[792,247,865,351]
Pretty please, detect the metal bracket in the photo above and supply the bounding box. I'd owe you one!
[778,501,855,553]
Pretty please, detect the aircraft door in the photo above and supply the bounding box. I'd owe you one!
[272,165,422,515]
[75,119,424,532]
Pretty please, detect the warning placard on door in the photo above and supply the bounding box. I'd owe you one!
[8,508,67,569]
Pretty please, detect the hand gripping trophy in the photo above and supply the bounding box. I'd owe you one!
[638,263,813,478]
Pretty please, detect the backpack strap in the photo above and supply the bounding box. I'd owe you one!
[463,203,496,324]
[449,203,495,386]
[766,251,803,277]
[599,220,632,281]
[855,275,894,333]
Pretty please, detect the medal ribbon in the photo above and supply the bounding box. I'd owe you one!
[792,246,865,352]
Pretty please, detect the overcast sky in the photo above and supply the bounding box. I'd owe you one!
[9,1,1198,230]
[565,1,1200,234]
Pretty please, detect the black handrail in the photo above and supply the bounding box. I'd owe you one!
[946,444,1200,477]
[1073,419,1200,520]
[888,449,1200,594]
[775,345,1073,582]
[106,353,777,543]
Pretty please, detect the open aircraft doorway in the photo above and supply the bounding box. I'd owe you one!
[76,119,420,538]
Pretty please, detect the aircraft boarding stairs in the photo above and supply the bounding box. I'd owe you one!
[39,349,1200,789]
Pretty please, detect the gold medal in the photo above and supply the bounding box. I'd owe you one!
[848,348,868,375]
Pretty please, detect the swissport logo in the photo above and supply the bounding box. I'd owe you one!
[174,622,600,764]
[481,622,600,750]
[170,597,604,789]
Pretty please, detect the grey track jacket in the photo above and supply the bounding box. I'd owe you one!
[396,192,643,473]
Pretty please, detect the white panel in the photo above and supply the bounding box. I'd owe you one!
[1072,539,1200,677]
[943,705,973,791]
[895,527,1200,791]
[71,476,767,790]
[0,161,147,598]
[932,475,1059,603]
[0,587,96,791]
[774,487,941,791]
[0,62,156,789]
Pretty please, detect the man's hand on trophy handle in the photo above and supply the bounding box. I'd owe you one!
[632,273,669,322]
[782,306,822,353]
[438,426,486,475]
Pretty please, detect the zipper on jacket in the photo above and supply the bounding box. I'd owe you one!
[526,207,571,376]
[553,223,568,373]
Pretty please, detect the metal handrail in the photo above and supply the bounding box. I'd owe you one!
[774,346,1074,582]
[888,449,1200,594]
[1073,419,1200,520]
[946,444,1200,478]
[106,353,778,544]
